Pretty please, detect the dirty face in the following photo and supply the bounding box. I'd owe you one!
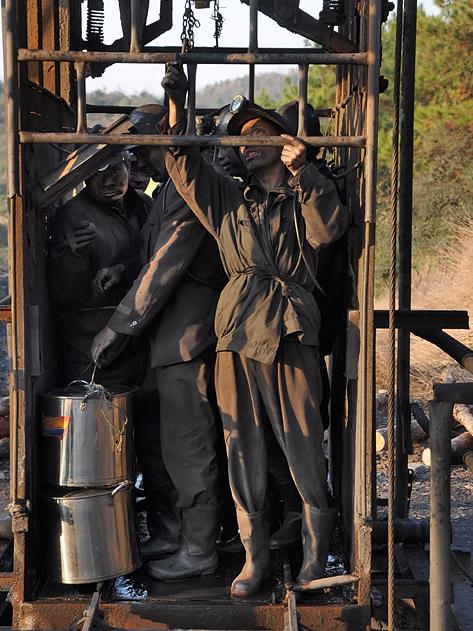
[217,146,247,179]
[87,155,129,203]
[128,161,151,192]
[239,118,282,174]
[133,146,168,184]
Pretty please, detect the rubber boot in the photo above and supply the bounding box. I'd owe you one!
[296,503,338,586]
[231,510,269,598]
[147,504,218,580]
[269,476,302,550]
[141,490,181,560]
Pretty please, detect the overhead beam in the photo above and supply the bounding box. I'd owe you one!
[239,0,357,53]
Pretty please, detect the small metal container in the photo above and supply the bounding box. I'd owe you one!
[42,482,141,584]
[40,382,134,488]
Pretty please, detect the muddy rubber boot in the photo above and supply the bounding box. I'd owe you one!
[141,489,181,559]
[269,510,302,550]
[146,504,218,580]
[296,503,338,587]
[231,510,269,598]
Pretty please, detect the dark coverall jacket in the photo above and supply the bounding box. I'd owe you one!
[49,186,150,386]
[106,179,226,512]
[165,144,349,515]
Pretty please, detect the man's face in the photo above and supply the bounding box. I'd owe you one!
[239,118,282,174]
[129,161,151,192]
[134,147,168,184]
[87,155,129,203]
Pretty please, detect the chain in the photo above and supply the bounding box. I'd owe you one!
[211,0,224,47]
[181,0,201,51]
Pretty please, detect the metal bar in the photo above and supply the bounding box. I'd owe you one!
[129,0,141,53]
[85,104,334,118]
[355,0,381,606]
[19,132,366,148]
[298,64,309,137]
[249,0,258,53]
[371,518,429,543]
[18,49,368,65]
[373,309,469,330]
[294,574,359,592]
[433,383,473,405]
[0,306,12,322]
[396,0,418,521]
[75,62,87,134]
[3,0,19,196]
[186,64,197,135]
[429,400,453,631]
[248,64,255,102]
[412,329,473,374]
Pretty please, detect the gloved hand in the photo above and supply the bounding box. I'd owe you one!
[161,62,188,105]
[91,325,120,367]
[92,264,125,296]
[64,220,97,255]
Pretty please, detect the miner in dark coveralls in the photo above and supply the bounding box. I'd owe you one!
[49,151,151,387]
[161,64,349,597]
[91,105,227,580]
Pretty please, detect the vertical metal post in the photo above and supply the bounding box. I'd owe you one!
[356,0,380,606]
[248,0,258,101]
[75,61,87,134]
[3,0,19,197]
[298,64,308,137]
[429,400,453,631]
[129,0,141,53]
[186,64,197,135]
[396,0,418,518]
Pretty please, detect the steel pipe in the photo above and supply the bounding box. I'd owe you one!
[293,574,359,592]
[248,0,258,100]
[129,0,141,53]
[429,400,453,631]
[298,65,309,137]
[75,62,87,134]
[371,518,429,544]
[18,49,368,66]
[186,63,197,135]
[19,132,366,148]
[3,0,19,196]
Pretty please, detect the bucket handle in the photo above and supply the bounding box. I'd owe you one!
[109,480,133,502]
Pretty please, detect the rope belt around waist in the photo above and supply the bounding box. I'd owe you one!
[230,267,301,298]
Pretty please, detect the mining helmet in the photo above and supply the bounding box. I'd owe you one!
[128,104,168,135]
[276,101,321,137]
[226,95,292,136]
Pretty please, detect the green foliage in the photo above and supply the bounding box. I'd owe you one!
[375,2,473,290]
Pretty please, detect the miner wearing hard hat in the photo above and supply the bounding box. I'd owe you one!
[161,64,349,598]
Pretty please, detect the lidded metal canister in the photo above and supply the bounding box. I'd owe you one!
[40,382,134,488]
[41,482,141,584]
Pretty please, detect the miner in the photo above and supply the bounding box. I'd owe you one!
[91,105,226,580]
[49,150,150,387]
[161,64,349,597]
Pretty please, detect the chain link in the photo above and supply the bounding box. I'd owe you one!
[181,0,201,51]
[211,0,224,47]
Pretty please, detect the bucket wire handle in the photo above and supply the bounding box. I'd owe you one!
[110,480,133,499]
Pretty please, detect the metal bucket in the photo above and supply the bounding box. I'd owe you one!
[42,482,141,584]
[40,382,134,487]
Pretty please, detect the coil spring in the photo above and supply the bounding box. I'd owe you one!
[86,0,105,46]
[319,0,345,26]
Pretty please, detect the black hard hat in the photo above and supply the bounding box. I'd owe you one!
[128,104,168,134]
[226,95,292,136]
[276,101,321,137]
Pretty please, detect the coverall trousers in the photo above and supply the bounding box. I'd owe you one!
[215,342,328,515]
[155,355,219,510]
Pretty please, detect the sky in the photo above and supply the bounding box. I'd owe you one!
[0,0,440,94]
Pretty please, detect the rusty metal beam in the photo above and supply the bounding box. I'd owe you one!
[373,309,470,330]
[19,132,366,148]
[18,48,368,65]
[240,0,357,53]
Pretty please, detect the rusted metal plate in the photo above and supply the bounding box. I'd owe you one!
[16,600,370,631]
